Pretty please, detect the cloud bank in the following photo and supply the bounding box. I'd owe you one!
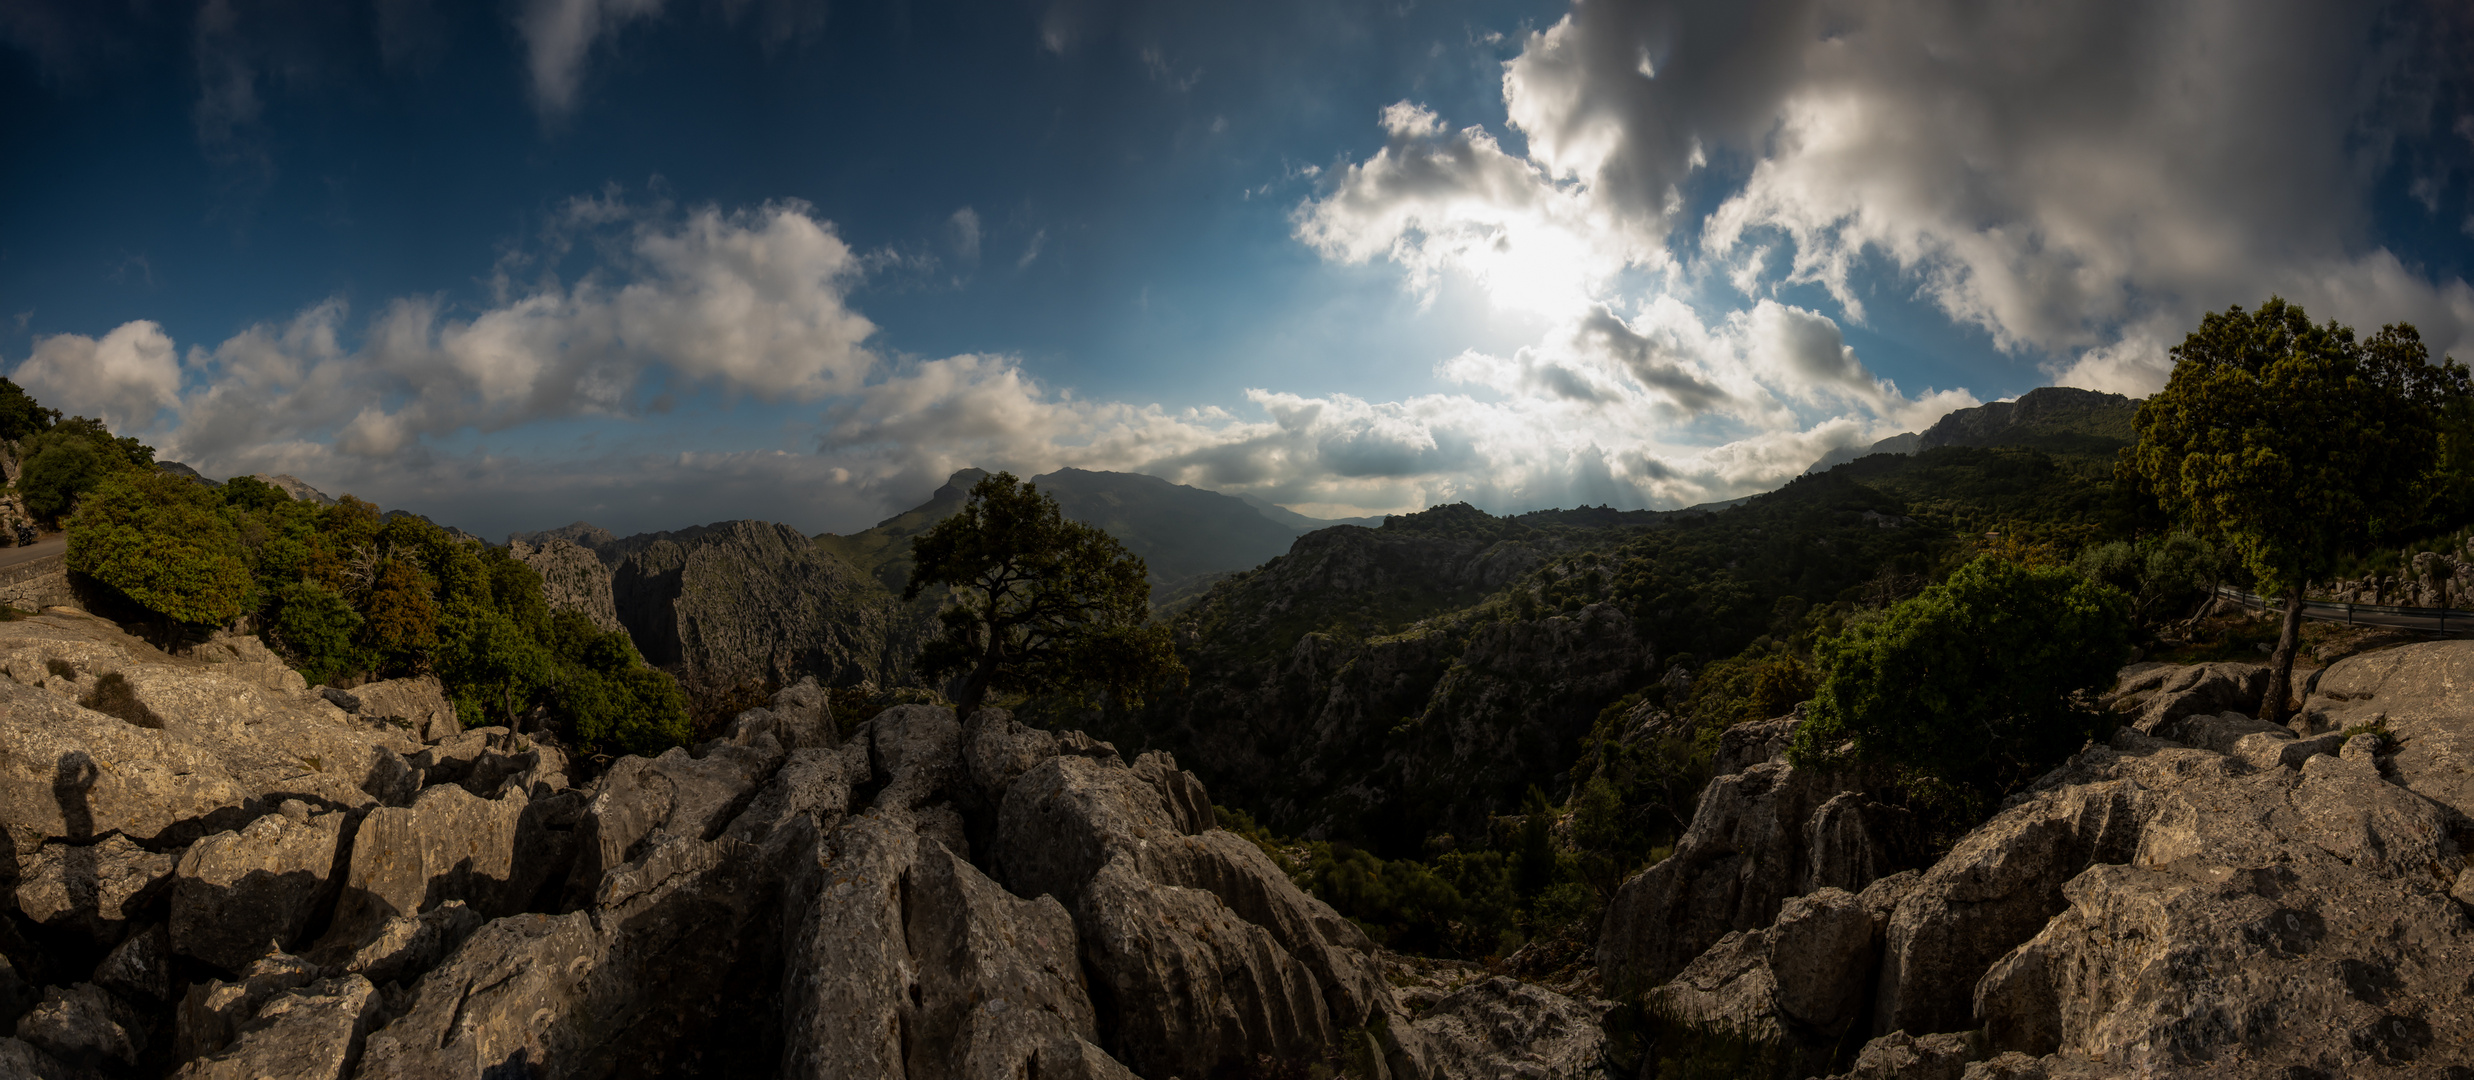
[11,0,2471,538]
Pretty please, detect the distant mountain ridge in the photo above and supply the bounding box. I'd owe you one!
[1803,386,2139,475]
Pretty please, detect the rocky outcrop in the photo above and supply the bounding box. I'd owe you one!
[0,603,1597,1079]
[607,519,919,692]
[511,538,622,634]
[1609,649,2474,1077]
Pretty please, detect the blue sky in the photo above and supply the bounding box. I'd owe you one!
[4,0,2472,539]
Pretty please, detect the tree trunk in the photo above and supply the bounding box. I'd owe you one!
[2262,582,2305,727]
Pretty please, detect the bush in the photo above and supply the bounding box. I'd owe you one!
[66,471,253,626]
[19,437,108,522]
[271,581,364,684]
[1791,556,2130,804]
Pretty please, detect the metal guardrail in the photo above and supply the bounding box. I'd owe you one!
[2214,584,2474,632]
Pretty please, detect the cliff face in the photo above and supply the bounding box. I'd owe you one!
[1137,506,1658,853]
[609,520,919,691]
[509,538,621,634]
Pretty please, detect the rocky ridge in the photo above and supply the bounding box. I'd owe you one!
[0,607,1601,1078]
[1605,646,2474,1076]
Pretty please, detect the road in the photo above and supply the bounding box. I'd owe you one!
[2215,585,2474,634]
[0,533,64,571]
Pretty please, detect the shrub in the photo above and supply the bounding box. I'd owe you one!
[66,470,253,626]
[1791,555,2131,804]
[271,581,365,685]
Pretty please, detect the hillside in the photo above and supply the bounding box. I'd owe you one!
[1804,385,2139,474]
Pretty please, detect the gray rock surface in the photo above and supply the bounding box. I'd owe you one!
[608,519,918,692]
[0,1036,80,1080]
[322,783,535,949]
[172,975,376,1080]
[170,800,348,970]
[511,537,624,635]
[174,951,319,1062]
[1409,976,1608,1080]
[13,832,177,944]
[346,676,460,745]
[352,912,611,1080]
[15,982,141,1068]
[93,921,171,1002]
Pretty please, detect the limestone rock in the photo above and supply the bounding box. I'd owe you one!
[354,912,612,1080]
[1597,755,1881,995]
[511,538,623,635]
[1838,1030,1984,1080]
[348,676,459,744]
[1644,886,1878,1077]
[92,922,171,1002]
[869,704,963,809]
[326,901,482,988]
[13,831,179,946]
[718,677,833,751]
[0,1037,79,1080]
[563,737,783,905]
[170,801,348,970]
[1410,976,1608,1080]
[323,784,534,949]
[1973,753,2474,1072]
[780,812,1118,1080]
[14,983,141,1068]
[962,708,1058,802]
[171,974,376,1080]
[173,951,318,1062]
[2303,638,2474,819]
[2124,662,2269,734]
[2153,709,2287,753]
[609,520,919,693]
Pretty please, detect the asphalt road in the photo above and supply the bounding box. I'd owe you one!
[0,534,65,571]
[2217,586,2474,634]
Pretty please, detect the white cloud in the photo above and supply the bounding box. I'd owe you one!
[516,0,664,115]
[948,207,982,266]
[1306,0,2474,401]
[12,321,182,432]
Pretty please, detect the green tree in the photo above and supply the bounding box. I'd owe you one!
[0,378,60,441]
[220,474,293,513]
[2123,298,2469,723]
[66,471,254,626]
[270,581,364,683]
[1790,556,2130,804]
[905,471,1186,716]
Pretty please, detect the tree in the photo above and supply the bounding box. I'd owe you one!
[905,471,1186,716]
[2123,298,2469,724]
[0,378,60,441]
[1790,556,2130,804]
[66,470,254,626]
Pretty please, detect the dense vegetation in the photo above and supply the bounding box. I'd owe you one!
[18,393,693,756]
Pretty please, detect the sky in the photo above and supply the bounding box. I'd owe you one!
[3,0,2472,541]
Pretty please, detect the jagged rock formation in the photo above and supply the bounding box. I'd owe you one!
[1602,645,2474,1076]
[1140,504,1654,851]
[0,606,1598,1078]
[609,520,917,691]
[509,538,622,634]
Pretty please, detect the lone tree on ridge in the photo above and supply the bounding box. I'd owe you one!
[2124,297,2469,725]
[905,471,1185,717]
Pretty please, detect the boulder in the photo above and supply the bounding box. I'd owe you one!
[1973,748,2474,1072]
[1596,756,1871,994]
[1645,886,1879,1073]
[173,951,318,1062]
[0,1037,79,1080]
[2126,662,2268,734]
[92,922,171,1002]
[780,811,1121,1080]
[322,784,534,950]
[1836,1030,1984,1080]
[323,901,482,988]
[13,831,179,945]
[562,738,783,905]
[2152,709,2287,754]
[1409,976,1608,1080]
[171,974,377,1080]
[14,982,142,1068]
[354,912,612,1080]
[2304,638,2474,819]
[170,800,348,970]
[1867,739,2226,1037]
